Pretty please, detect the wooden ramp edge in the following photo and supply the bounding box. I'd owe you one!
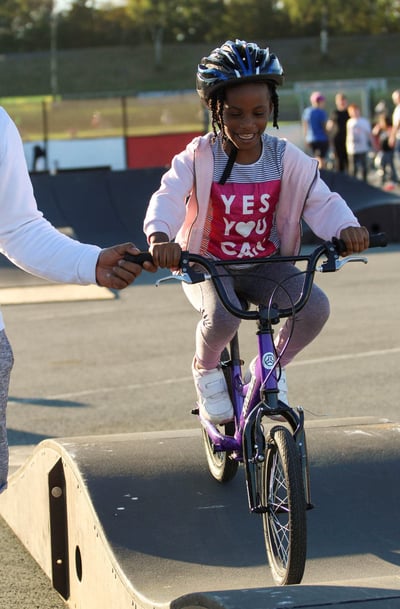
[1,421,400,609]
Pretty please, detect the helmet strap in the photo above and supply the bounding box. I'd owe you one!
[219,141,237,185]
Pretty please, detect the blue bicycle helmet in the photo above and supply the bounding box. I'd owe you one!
[196,39,284,103]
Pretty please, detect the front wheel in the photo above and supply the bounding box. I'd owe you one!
[262,425,307,585]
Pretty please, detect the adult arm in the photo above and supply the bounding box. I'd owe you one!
[0,108,145,288]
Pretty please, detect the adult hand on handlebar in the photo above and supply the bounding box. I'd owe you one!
[96,243,156,289]
[338,226,370,256]
[149,232,182,268]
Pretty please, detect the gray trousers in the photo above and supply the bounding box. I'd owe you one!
[0,330,14,493]
[183,260,330,370]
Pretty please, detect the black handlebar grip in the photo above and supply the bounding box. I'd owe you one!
[368,232,388,248]
[124,252,154,265]
[333,232,388,254]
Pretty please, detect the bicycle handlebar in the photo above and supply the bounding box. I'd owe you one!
[126,232,387,321]
[332,231,387,255]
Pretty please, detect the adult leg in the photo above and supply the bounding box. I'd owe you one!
[334,139,348,172]
[361,153,368,181]
[339,143,348,172]
[348,154,356,177]
[0,330,14,494]
[380,152,388,184]
[388,152,398,182]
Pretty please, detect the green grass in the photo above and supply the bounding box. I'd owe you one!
[2,92,207,140]
[1,34,400,98]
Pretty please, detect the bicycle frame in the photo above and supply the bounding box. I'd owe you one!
[206,309,297,447]
[202,304,311,513]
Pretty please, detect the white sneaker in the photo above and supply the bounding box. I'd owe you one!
[245,356,288,415]
[278,368,289,405]
[192,363,234,425]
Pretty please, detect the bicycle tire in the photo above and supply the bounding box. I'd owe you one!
[262,425,307,585]
[202,348,239,483]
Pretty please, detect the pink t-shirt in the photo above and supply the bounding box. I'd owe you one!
[204,180,280,259]
[198,134,285,259]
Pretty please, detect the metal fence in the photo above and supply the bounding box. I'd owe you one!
[0,92,207,143]
[1,77,389,144]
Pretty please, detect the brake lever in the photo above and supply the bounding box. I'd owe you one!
[316,254,368,272]
[334,255,368,270]
[156,272,211,286]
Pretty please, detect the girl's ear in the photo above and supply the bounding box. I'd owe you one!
[269,101,274,116]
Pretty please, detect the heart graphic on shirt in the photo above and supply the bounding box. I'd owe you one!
[236,221,256,238]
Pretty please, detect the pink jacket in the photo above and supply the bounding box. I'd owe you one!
[144,133,360,256]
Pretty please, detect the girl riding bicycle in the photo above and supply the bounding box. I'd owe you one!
[143,39,369,426]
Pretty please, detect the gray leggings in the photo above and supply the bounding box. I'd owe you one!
[0,330,14,493]
[183,260,330,370]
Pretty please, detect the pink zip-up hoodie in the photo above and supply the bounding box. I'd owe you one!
[144,132,360,255]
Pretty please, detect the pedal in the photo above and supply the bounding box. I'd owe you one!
[191,408,199,415]
[251,505,268,514]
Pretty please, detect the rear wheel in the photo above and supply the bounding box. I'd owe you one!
[262,426,307,585]
[202,348,239,483]
[202,422,238,483]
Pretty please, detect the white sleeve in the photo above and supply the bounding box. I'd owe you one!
[0,107,100,284]
[393,106,400,129]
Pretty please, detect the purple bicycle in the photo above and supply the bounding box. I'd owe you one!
[127,232,387,586]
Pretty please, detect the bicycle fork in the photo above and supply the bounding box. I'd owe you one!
[243,405,313,514]
[243,406,268,514]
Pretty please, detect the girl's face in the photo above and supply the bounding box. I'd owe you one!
[222,82,272,164]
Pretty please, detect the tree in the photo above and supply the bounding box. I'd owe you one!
[1,0,400,55]
[215,0,290,41]
[170,0,224,43]
[126,0,225,66]
[127,0,169,67]
[281,0,400,35]
[0,0,52,51]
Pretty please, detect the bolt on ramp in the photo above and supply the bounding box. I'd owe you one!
[1,418,400,609]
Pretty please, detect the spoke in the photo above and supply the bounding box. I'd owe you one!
[262,427,307,585]
[270,522,290,565]
[267,451,291,567]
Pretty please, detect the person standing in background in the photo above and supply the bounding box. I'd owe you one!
[302,91,329,169]
[389,89,400,162]
[372,113,398,189]
[326,92,349,172]
[346,103,373,182]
